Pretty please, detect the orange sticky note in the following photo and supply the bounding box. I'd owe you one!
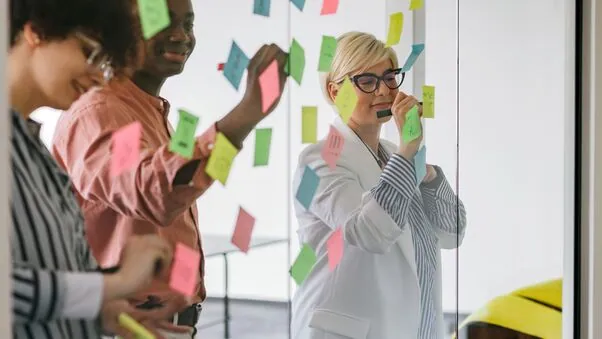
[110,121,142,177]
[321,125,344,170]
[169,243,200,297]
[231,207,255,253]
[327,227,343,270]
[320,0,339,15]
[259,59,280,113]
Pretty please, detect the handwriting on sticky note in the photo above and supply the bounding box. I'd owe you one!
[301,106,318,144]
[320,0,339,15]
[253,0,270,17]
[296,166,320,210]
[386,12,404,47]
[327,228,343,271]
[169,243,200,297]
[118,313,155,339]
[321,125,344,170]
[401,43,425,72]
[169,109,199,159]
[318,36,337,72]
[205,132,239,185]
[402,105,422,144]
[422,85,435,118]
[110,121,142,177]
[290,244,316,285]
[231,207,255,253]
[223,41,250,90]
[259,60,280,113]
[254,128,272,166]
[137,0,170,40]
[410,0,424,10]
[334,78,358,123]
[414,146,427,184]
[291,0,306,11]
[289,39,305,85]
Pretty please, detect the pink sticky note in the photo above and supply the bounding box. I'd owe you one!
[327,227,343,270]
[320,0,339,15]
[321,125,345,170]
[259,59,280,113]
[231,207,255,253]
[169,243,200,297]
[110,121,142,177]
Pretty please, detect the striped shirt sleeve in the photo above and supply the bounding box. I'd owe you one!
[370,154,418,229]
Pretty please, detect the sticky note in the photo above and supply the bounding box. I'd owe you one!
[422,85,435,118]
[223,41,250,90]
[205,132,239,185]
[296,166,319,210]
[386,12,404,47]
[259,60,280,113]
[231,207,255,253]
[401,43,425,72]
[169,243,200,297]
[217,63,225,71]
[301,106,318,144]
[289,39,305,85]
[254,128,272,166]
[402,105,422,144]
[291,0,305,11]
[253,0,270,16]
[118,313,155,339]
[410,0,424,10]
[414,146,427,184]
[137,0,170,40]
[290,244,316,285]
[318,36,337,72]
[169,109,199,159]
[327,228,343,271]
[110,121,142,177]
[320,0,339,15]
[321,125,344,170]
[334,78,358,123]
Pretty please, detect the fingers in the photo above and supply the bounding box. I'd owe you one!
[247,44,270,73]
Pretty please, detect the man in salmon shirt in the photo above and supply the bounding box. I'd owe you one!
[51,0,288,337]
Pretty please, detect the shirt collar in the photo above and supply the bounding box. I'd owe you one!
[112,77,171,117]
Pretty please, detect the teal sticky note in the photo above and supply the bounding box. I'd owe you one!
[296,166,319,210]
[402,105,422,144]
[223,41,250,90]
[318,36,337,72]
[137,0,170,40]
[289,39,305,85]
[254,128,272,166]
[414,146,427,184]
[291,0,306,11]
[401,43,425,72]
[290,244,316,285]
[253,0,270,17]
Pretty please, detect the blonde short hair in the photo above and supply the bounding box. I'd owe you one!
[320,31,399,105]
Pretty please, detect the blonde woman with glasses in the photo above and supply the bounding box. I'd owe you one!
[291,31,467,339]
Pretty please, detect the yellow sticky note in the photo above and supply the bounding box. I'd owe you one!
[118,313,155,339]
[422,85,435,118]
[302,106,318,144]
[334,78,358,123]
[386,12,404,47]
[410,0,424,10]
[205,132,239,185]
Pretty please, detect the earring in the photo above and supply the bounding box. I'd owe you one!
[33,38,40,45]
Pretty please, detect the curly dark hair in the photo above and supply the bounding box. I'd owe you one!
[10,0,140,69]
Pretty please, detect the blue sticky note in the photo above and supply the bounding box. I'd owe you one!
[414,146,427,184]
[296,166,320,209]
[401,43,425,72]
[253,0,270,17]
[291,0,306,11]
[223,41,250,90]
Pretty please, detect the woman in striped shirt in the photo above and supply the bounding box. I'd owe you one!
[8,0,191,338]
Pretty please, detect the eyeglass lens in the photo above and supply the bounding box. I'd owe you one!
[354,71,403,93]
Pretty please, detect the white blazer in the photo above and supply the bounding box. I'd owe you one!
[291,116,464,339]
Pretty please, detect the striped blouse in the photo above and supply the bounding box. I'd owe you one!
[11,110,105,339]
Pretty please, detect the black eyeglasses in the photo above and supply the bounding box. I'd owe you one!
[349,68,405,94]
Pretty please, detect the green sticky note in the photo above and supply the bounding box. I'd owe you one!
[137,0,171,40]
[289,39,305,85]
[318,36,337,72]
[290,244,317,285]
[386,12,404,47]
[169,109,199,158]
[301,106,318,144]
[254,128,272,166]
[334,78,358,123]
[410,0,424,10]
[422,85,435,118]
[402,105,422,143]
[205,132,239,185]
